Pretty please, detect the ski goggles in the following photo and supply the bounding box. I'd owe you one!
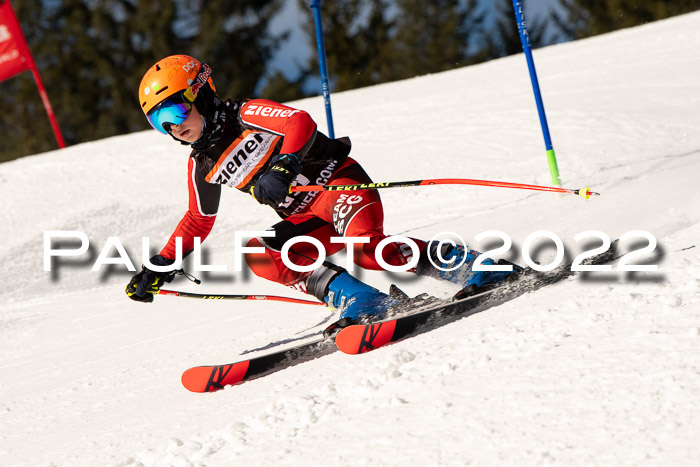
[146,94,193,135]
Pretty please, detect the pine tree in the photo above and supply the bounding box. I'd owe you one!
[390,0,486,78]
[554,0,700,39]
[260,69,310,103]
[298,0,489,93]
[193,0,284,100]
[298,0,396,92]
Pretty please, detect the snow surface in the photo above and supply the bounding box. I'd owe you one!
[2,12,700,467]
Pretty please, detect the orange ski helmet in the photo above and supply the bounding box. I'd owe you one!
[138,55,216,134]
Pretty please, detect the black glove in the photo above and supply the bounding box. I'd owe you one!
[251,153,301,206]
[125,255,176,303]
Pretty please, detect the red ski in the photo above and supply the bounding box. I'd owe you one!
[336,240,619,355]
[335,290,493,355]
[181,337,333,392]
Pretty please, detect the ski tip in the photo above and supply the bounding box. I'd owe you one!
[181,366,216,393]
[335,321,397,355]
[181,361,250,393]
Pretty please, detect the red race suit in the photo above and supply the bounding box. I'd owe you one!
[159,99,426,293]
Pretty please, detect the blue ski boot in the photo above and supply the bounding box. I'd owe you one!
[305,263,399,336]
[324,272,397,321]
[416,241,521,296]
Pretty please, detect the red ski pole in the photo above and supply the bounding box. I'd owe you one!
[290,178,599,199]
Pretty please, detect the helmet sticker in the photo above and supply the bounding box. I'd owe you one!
[184,63,212,102]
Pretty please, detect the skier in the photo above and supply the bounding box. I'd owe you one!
[126,55,514,326]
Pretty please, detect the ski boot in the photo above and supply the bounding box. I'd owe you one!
[305,263,399,337]
[323,271,399,335]
[416,241,523,299]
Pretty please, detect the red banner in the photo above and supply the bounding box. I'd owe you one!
[0,0,31,82]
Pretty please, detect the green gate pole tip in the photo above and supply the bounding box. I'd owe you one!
[546,149,561,187]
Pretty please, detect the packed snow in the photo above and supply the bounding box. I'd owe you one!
[1,11,700,466]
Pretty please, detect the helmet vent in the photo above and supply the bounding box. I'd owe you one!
[155,86,169,95]
[156,64,161,71]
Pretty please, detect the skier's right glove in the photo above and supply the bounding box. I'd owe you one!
[125,255,176,303]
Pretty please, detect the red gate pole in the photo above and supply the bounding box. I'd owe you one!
[27,60,66,148]
[1,0,65,148]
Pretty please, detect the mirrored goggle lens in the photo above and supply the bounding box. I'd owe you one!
[146,100,192,134]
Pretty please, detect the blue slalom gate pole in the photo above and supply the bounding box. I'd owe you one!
[512,0,561,186]
[310,0,335,138]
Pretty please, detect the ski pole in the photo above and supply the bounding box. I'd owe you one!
[159,289,325,306]
[290,178,599,199]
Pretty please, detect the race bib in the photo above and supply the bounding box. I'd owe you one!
[206,130,281,188]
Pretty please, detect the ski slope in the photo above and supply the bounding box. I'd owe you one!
[2,12,700,466]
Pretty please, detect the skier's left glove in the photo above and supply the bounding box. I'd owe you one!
[125,255,176,303]
[251,153,301,207]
